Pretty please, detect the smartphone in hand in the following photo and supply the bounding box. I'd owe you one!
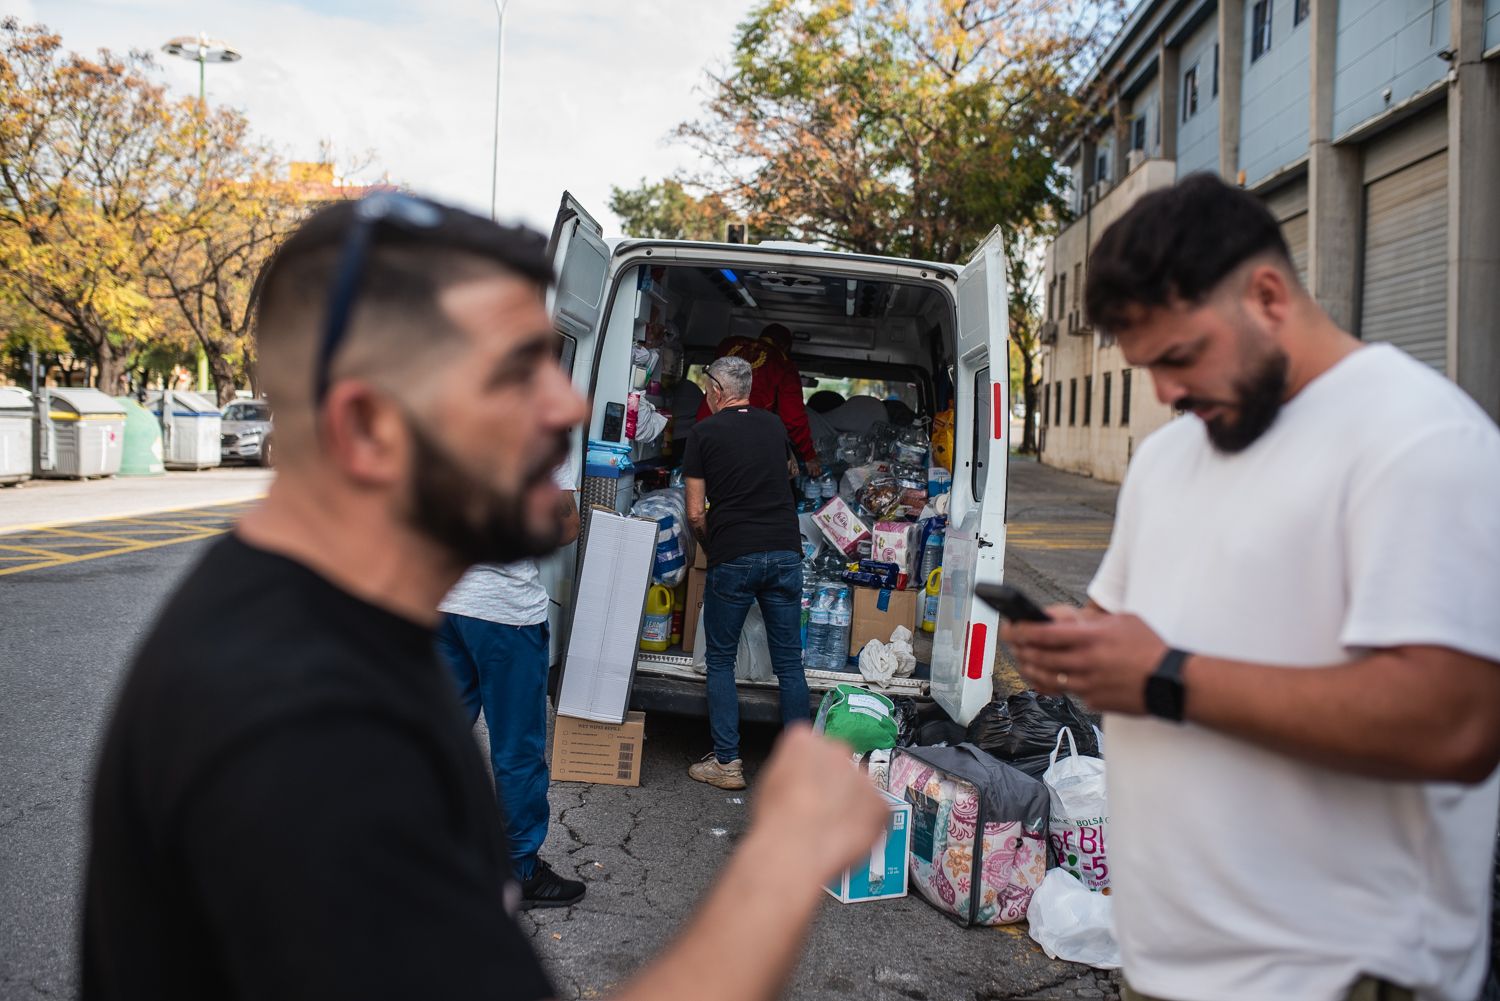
[975,583,1053,623]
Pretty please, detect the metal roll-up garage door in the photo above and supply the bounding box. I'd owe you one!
[1360,150,1448,371]
[1263,179,1308,286]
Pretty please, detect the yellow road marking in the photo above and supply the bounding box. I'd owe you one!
[0,496,262,537]
[0,530,222,576]
[0,500,260,576]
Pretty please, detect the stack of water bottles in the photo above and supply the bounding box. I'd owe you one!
[804,582,854,670]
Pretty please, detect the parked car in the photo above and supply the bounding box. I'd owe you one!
[219,399,274,466]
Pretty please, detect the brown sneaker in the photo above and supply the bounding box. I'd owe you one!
[688,753,746,790]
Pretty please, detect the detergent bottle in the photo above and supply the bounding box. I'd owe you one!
[639,584,673,651]
[921,567,942,633]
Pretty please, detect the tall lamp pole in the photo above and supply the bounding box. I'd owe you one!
[491,0,510,221]
[161,33,241,395]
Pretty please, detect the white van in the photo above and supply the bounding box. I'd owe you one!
[543,193,1010,727]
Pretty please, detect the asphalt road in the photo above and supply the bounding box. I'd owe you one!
[0,458,1122,1001]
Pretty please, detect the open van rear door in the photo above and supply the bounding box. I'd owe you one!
[543,192,610,661]
[930,228,1010,725]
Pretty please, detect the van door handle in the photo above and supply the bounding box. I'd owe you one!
[976,534,994,549]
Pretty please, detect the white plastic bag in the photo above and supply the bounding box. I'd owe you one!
[1043,727,1110,890]
[689,602,773,683]
[857,625,916,688]
[630,489,688,586]
[1026,869,1121,969]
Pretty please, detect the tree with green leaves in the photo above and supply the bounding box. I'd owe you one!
[630,0,1115,450]
[608,177,730,241]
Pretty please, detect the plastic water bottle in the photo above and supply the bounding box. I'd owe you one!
[819,473,837,500]
[919,530,945,584]
[807,588,833,669]
[828,587,853,670]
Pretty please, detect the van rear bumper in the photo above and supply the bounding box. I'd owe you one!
[628,674,821,722]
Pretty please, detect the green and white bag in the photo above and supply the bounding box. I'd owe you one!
[815,683,898,754]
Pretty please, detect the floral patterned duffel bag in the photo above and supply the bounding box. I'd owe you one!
[888,743,1049,926]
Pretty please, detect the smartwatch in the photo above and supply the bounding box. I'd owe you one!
[1144,648,1189,722]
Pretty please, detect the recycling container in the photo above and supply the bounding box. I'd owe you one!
[150,390,222,470]
[0,387,33,485]
[35,387,126,479]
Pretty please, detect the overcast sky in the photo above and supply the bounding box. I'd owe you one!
[12,0,757,235]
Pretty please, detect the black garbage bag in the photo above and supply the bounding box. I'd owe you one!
[890,696,920,747]
[964,699,1013,751]
[968,690,1100,767]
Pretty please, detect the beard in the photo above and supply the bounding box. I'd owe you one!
[404,416,571,566]
[1176,340,1289,454]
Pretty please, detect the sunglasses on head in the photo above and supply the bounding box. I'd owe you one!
[314,192,444,407]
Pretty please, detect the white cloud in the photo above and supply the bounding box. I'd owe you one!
[21,0,756,234]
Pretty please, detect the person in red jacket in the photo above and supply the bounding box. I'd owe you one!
[697,323,822,476]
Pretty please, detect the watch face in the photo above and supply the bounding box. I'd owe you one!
[1146,676,1185,721]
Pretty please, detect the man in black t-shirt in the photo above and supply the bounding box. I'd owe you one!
[83,195,888,1001]
[681,355,810,791]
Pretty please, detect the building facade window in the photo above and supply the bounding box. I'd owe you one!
[1132,115,1146,151]
[1047,278,1056,320]
[1056,382,1064,428]
[1072,263,1081,309]
[1120,369,1132,426]
[1102,372,1112,426]
[1293,0,1309,27]
[1182,65,1199,121]
[1252,1,1273,61]
[1083,376,1093,426]
[1069,378,1077,426]
[1058,273,1067,326]
[1096,150,1109,185]
[1212,43,1220,96]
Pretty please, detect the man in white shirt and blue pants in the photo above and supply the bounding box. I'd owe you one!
[438,466,585,909]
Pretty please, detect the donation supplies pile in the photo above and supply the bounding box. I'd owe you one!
[800,419,951,682]
[811,680,1118,969]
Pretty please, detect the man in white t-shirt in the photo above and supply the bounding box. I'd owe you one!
[1004,173,1500,1001]
[437,463,585,908]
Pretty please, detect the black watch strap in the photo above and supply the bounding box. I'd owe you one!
[1156,648,1189,682]
[1144,648,1190,722]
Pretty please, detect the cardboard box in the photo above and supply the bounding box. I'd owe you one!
[681,565,707,652]
[826,788,911,903]
[552,711,645,787]
[693,543,708,570]
[849,587,919,656]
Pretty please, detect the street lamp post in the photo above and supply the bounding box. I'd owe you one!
[161,33,241,395]
[491,0,510,222]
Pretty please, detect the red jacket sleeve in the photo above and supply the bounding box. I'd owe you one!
[776,364,817,464]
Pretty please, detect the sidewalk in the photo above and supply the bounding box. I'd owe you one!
[0,468,273,534]
[1003,454,1120,606]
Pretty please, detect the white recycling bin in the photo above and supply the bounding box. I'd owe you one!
[0,388,33,485]
[35,387,126,479]
[151,390,222,470]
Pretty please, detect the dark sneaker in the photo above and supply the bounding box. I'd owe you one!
[520,859,585,910]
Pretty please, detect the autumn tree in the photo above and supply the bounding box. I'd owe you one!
[0,19,182,393]
[144,108,305,404]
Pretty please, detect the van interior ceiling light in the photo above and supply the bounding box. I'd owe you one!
[846,279,858,317]
[717,268,758,309]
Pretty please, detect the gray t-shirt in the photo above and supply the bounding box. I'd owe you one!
[439,466,574,627]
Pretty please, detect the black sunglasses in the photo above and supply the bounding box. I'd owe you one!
[705,372,723,394]
[314,193,444,406]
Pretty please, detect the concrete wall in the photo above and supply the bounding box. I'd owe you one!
[1240,0,1312,184]
[1177,15,1222,176]
[1134,77,1163,156]
[1334,0,1452,136]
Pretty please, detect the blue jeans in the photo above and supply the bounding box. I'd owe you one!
[436,615,550,881]
[703,550,810,763]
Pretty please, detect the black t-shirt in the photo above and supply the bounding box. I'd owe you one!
[82,536,553,1001]
[681,405,801,567]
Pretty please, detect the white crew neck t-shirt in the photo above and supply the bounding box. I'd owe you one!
[1088,344,1500,1001]
[439,464,575,628]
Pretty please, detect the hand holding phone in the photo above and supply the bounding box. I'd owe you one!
[975,583,1053,623]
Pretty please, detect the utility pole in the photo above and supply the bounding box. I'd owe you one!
[491,0,511,221]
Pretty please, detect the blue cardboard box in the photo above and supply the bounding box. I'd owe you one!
[825,788,911,903]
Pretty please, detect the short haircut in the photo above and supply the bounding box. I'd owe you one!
[707,355,753,401]
[1084,172,1293,335]
[251,196,552,458]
